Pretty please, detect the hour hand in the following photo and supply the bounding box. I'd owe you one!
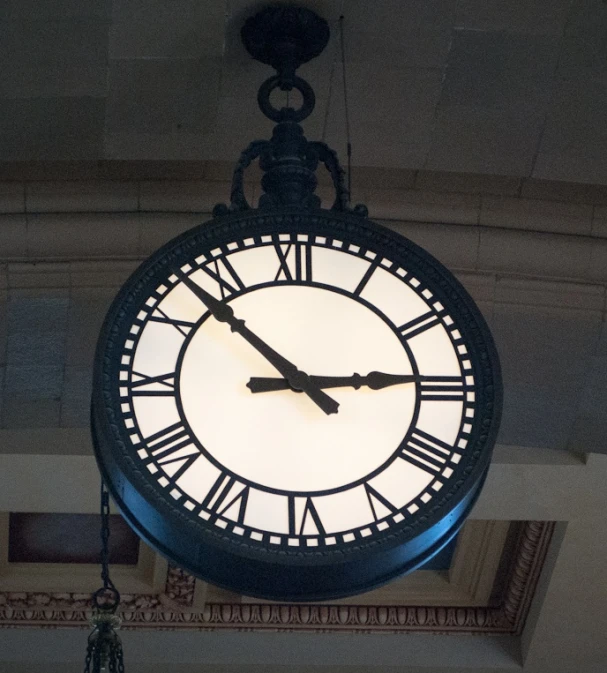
[247,371,423,393]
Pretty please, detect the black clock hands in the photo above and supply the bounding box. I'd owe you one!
[247,371,427,393]
[177,272,339,415]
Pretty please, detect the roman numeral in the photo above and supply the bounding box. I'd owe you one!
[274,242,293,281]
[353,259,380,296]
[201,473,249,524]
[145,422,191,458]
[201,472,233,510]
[399,429,452,475]
[273,241,313,282]
[200,257,245,299]
[220,486,249,523]
[131,371,175,396]
[288,496,325,536]
[153,445,199,482]
[364,483,398,521]
[420,376,466,401]
[149,307,196,337]
[398,311,441,339]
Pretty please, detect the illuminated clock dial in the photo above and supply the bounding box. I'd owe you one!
[92,211,501,600]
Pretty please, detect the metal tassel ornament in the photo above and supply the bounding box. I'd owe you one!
[84,481,125,673]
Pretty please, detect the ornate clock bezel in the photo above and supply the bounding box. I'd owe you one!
[91,207,502,601]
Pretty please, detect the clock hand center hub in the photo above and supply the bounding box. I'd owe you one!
[287,368,311,392]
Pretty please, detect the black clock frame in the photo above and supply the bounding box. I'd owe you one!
[91,207,502,601]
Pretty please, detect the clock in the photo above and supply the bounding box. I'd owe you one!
[91,4,501,602]
[91,209,502,601]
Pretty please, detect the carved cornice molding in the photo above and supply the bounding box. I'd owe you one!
[0,521,554,634]
[501,520,555,632]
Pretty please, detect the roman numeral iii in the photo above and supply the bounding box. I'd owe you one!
[420,376,465,401]
[399,428,452,474]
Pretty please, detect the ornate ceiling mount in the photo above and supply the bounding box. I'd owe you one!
[215,6,364,216]
[241,6,330,84]
[242,6,328,124]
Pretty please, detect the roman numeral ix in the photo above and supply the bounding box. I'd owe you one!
[131,371,175,396]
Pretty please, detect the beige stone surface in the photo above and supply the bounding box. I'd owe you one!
[0,215,28,259]
[477,228,594,280]
[521,179,607,205]
[365,189,480,225]
[0,183,25,214]
[383,219,480,270]
[26,180,139,213]
[591,205,607,238]
[139,180,246,212]
[480,196,593,235]
[26,213,141,259]
[415,171,521,196]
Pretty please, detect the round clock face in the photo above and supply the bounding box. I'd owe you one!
[92,210,501,601]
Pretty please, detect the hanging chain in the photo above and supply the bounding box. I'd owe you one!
[83,648,92,673]
[84,479,125,673]
[100,480,116,593]
[115,644,126,673]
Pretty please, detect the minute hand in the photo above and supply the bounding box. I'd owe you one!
[177,273,339,415]
[247,371,425,393]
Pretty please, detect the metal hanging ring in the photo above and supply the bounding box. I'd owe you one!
[257,75,315,123]
[93,586,121,612]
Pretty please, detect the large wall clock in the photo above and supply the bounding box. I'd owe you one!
[91,6,502,601]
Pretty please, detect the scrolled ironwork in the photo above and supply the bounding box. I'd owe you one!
[308,141,349,211]
[214,140,269,216]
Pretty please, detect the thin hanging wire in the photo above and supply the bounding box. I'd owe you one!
[339,15,353,200]
[321,4,344,142]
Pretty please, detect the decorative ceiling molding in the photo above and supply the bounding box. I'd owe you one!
[0,521,554,634]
